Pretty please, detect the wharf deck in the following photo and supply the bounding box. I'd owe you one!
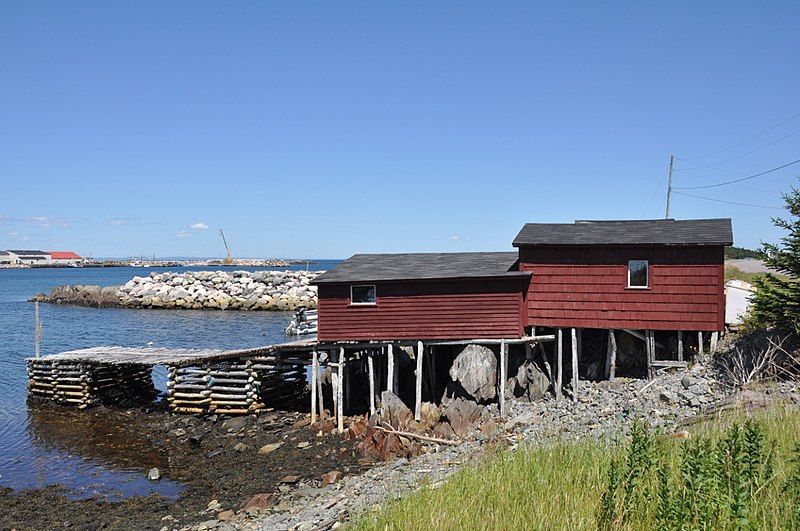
[28,338,317,367]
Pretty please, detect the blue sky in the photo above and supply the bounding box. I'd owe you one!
[1,2,798,259]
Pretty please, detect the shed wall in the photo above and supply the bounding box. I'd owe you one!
[519,245,725,331]
[316,278,526,341]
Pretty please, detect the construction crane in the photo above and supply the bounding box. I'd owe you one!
[218,229,234,265]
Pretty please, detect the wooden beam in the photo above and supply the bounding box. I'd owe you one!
[607,329,617,380]
[697,331,703,356]
[571,328,578,402]
[499,339,507,418]
[556,328,563,400]
[677,331,684,363]
[646,330,654,380]
[622,329,666,350]
[710,332,718,354]
[386,343,394,394]
[537,342,554,385]
[368,351,376,416]
[422,335,555,347]
[311,350,318,424]
[415,340,423,421]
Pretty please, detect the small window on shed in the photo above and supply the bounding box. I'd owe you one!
[628,260,649,288]
[350,284,376,304]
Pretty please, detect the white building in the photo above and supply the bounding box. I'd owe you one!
[7,250,51,265]
[0,251,16,266]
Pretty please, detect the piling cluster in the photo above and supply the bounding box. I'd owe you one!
[26,360,155,408]
[166,354,307,415]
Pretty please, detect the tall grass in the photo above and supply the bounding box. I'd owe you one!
[350,407,800,530]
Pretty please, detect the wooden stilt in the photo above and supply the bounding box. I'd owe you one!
[646,330,654,379]
[571,328,578,402]
[387,343,394,394]
[556,328,563,400]
[34,301,41,359]
[677,331,684,363]
[311,350,318,424]
[606,329,617,380]
[710,331,718,354]
[368,351,376,416]
[337,347,345,433]
[697,331,703,355]
[317,351,325,416]
[415,341,423,421]
[499,339,507,418]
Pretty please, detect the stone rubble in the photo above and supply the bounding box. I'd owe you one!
[32,270,321,311]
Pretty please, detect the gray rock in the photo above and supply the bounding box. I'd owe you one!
[380,391,414,431]
[147,467,161,481]
[449,344,497,402]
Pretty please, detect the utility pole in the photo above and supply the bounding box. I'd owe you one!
[665,154,674,219]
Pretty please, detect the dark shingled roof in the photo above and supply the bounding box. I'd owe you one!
[512,218,733,247]
[7,249,48,255]
[312,252,527,284]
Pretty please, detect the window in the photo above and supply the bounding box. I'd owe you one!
[350,284,376,304]
[628,260,649,288]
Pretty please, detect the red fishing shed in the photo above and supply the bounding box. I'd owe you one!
[311,252,529,341]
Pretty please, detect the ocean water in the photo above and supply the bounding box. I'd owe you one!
[0,262,340,499]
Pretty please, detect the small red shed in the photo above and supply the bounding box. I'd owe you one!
[312,252,529,341]
[513,219,733,332]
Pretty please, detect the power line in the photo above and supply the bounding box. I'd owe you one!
[672,191,783,210]
[683,110,800,160]
[695,126,800,165]
[676,169,785,193]
[673,158,800,190]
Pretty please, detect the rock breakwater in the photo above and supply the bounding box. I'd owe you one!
[32,270,321,311]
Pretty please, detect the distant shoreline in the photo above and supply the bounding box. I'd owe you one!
[0,258,321,270]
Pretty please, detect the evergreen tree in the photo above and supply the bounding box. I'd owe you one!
[750,182,800,332]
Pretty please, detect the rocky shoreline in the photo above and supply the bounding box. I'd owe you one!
[31,270,321,311]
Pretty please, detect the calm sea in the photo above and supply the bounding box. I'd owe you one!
[0,262,340,499]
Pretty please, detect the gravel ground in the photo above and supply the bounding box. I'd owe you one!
[191,359,800,531]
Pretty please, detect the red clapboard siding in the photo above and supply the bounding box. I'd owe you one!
[317,278,526,341]
[519,245,725,331]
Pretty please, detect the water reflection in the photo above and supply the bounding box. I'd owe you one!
[23,404,182,500]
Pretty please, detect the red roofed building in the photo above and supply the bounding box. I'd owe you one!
[49,251,83,265]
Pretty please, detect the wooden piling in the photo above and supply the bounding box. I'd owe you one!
[415,340,423,421]
[317,351,325,417]
[556,328,563,400]
[337,346,345,433]
[570,328,578,402]
[677,331,684,363]
[367,350,376,416]
[499,339,507,418]
[606,329,617,380]
[387,343,394,394]
[311,350,318,424]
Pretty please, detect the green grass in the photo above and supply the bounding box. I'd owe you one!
[350,405,800,530]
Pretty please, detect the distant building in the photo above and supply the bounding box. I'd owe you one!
[7,250,51,265]
[49,251,83,266]
[0,251,16,266]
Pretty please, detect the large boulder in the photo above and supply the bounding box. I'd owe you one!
[449,344,497,402]
[442,398,483,437]
[509,362,550,401]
